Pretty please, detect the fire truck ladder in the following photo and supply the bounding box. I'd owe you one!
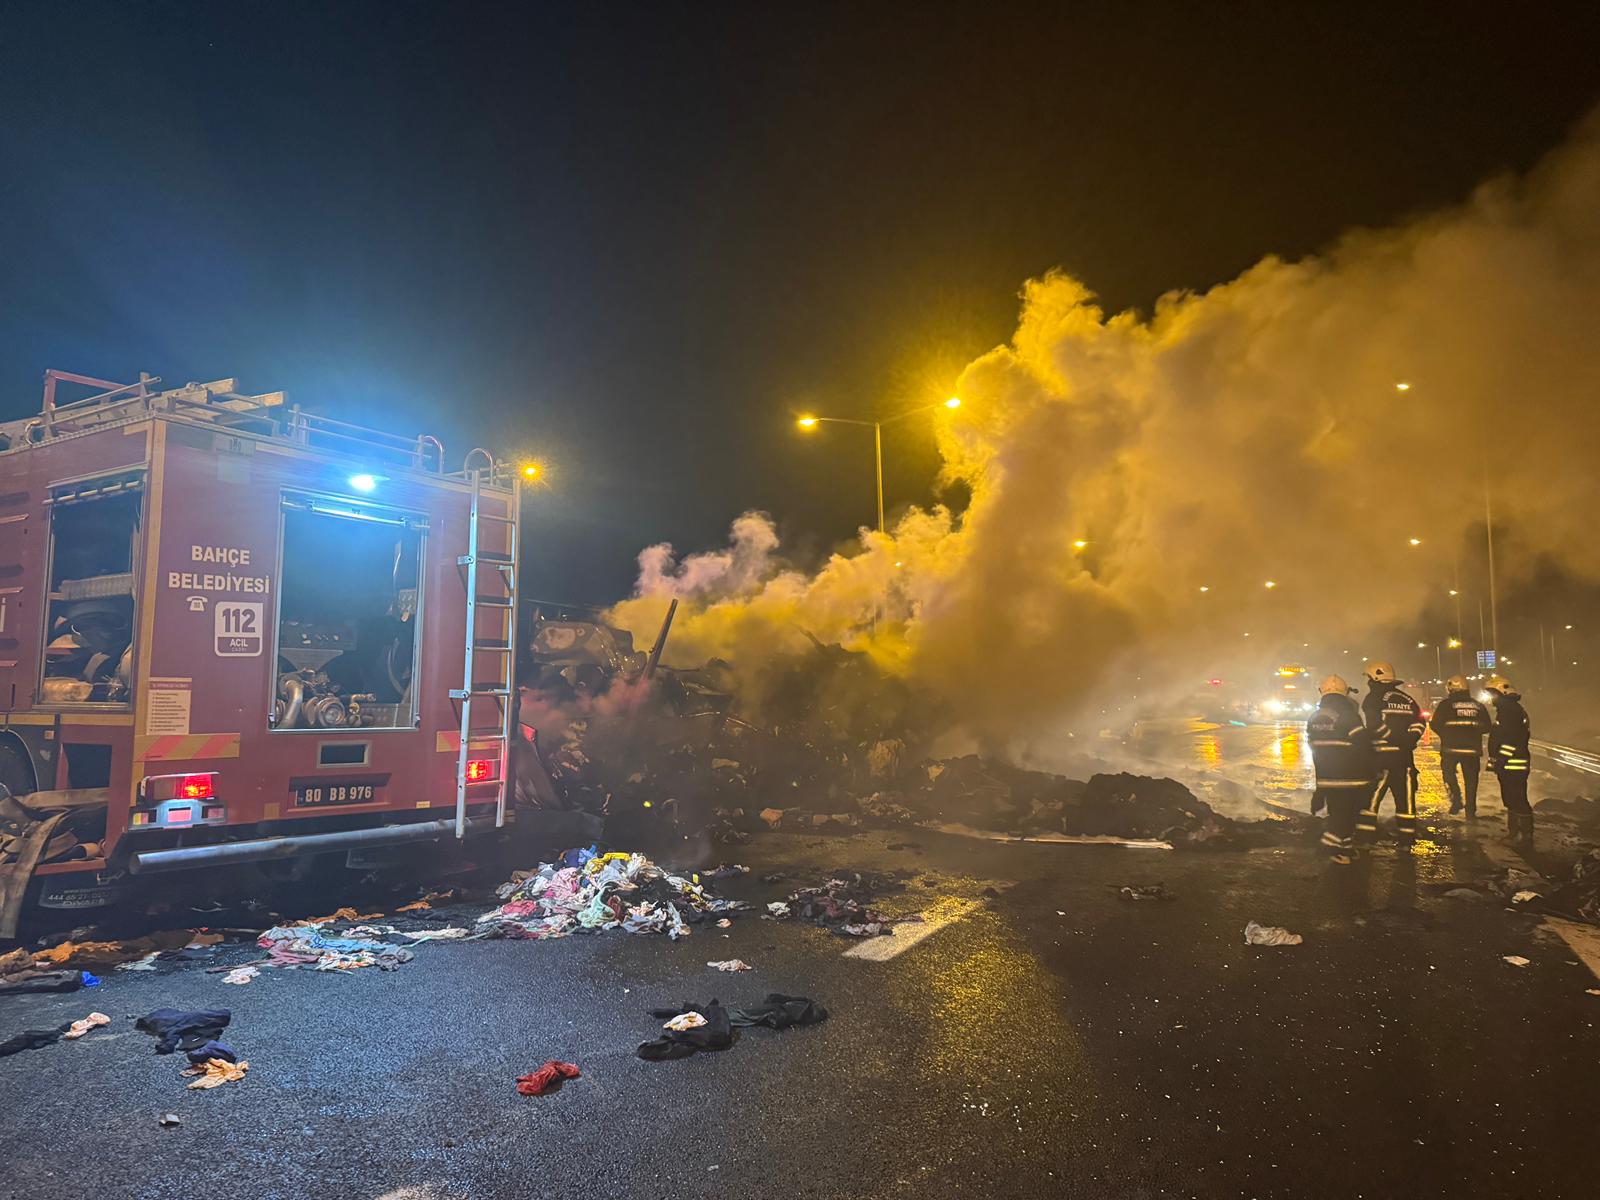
[450,465,521,837]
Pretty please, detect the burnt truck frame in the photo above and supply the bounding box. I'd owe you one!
[0,371,526,930]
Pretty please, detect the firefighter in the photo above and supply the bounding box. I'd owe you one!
[1358,661,1424,839]
[1307,675,1374,864]
[1484,675,1534,848]
[1428,674,1492,817]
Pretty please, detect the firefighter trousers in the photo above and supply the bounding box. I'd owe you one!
[1359,757,1416,837]
[1440,754,1481,814]
[1316,788,1361,858]
[1496,767,1531,815]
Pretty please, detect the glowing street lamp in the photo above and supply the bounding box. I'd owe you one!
[1408,537,1422,547]
[1263,580,1277,589]
[522,463,541,479]
[1395,382,1411,392]
[795,398,963,533]
[1071,539,1089,551]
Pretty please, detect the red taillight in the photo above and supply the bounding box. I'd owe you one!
[178,774,215,800]
[465,758,497,783]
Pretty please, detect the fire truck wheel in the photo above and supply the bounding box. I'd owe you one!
[0,740,36,799]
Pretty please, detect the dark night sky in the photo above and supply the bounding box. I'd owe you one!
[4,2,1599,604]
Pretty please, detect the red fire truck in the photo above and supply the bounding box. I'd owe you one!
[0,370,537,934]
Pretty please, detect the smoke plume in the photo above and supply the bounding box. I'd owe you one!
[609,110,1600,751]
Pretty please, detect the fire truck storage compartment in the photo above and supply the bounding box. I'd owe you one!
[41,472,143,706]
[272,494,425,731]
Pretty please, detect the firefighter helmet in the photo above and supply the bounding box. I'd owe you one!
[1365,661,1397,684]
[1318,674,1352,696]
[1484,675,1515,695]
[1445,675,1468,693]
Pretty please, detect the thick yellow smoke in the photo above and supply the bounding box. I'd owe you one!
[609,110,1600,746]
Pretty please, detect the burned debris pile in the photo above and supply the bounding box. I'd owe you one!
[515,628,1250,849]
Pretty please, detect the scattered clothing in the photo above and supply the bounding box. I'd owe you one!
[781,872,902,936]
[477,849,742,942]
[135,1008,232,1055]
[516,1060,581,1095]
[730,994,829,1030]
[257,925,415,971]
[1244,922,1303,947]
[183,1057,248,1089]
[0,968,85,996]
[638,1000,734,1060]
[185,1040,238,1066]
[706,864,749,880]
[766,902,791,918]
[707,959,752,972]
[33,930,192,969]
[1117,883,1176,902]
[1503,955,1531,967]
[221,966,259,985]
[62,1012,110,1039]
[115,952,161,972]
[639,993,829,1059]
[0,1023,72,1057]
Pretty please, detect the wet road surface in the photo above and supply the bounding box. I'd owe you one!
[2,811,1597,1200]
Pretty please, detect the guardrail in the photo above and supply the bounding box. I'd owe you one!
[1533,739,1600,777]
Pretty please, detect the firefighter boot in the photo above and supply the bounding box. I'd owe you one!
[1519,812,1536,849]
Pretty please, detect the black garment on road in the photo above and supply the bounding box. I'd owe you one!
[637,994,830,1058]
[638,1000,734,1060]
[135,1008,231,1055]
[184,1039,238,1065]
[730,993,830,1030]
[0,969,84,996]
[0,1023,72,1057]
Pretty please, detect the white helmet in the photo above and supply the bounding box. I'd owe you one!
[1319,674,1352,696]
[1445,675,1468,693]
[1484,675,1515,696]
[1365,661,1397,684]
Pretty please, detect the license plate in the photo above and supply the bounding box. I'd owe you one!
[293,780,380,808]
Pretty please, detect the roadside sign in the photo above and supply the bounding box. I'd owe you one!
[1476,649,1497,669]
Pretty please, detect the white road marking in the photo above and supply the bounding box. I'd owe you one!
[843,897,981,961]
[1543,917,1600,982]
[925,821,1172,849]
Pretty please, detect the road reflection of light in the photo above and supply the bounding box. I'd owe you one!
[907,909,1088,1091]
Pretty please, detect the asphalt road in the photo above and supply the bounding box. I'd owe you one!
[2,798,1597,1200]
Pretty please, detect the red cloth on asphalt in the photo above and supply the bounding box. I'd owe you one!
[516,1060,581,1095]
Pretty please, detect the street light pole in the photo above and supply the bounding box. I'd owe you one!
[873,421,884,534]
[796,398,960,536]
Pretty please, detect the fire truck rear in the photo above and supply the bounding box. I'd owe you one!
[0,371,530,934]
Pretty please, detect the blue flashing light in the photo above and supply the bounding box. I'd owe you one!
[349,473,378,493]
